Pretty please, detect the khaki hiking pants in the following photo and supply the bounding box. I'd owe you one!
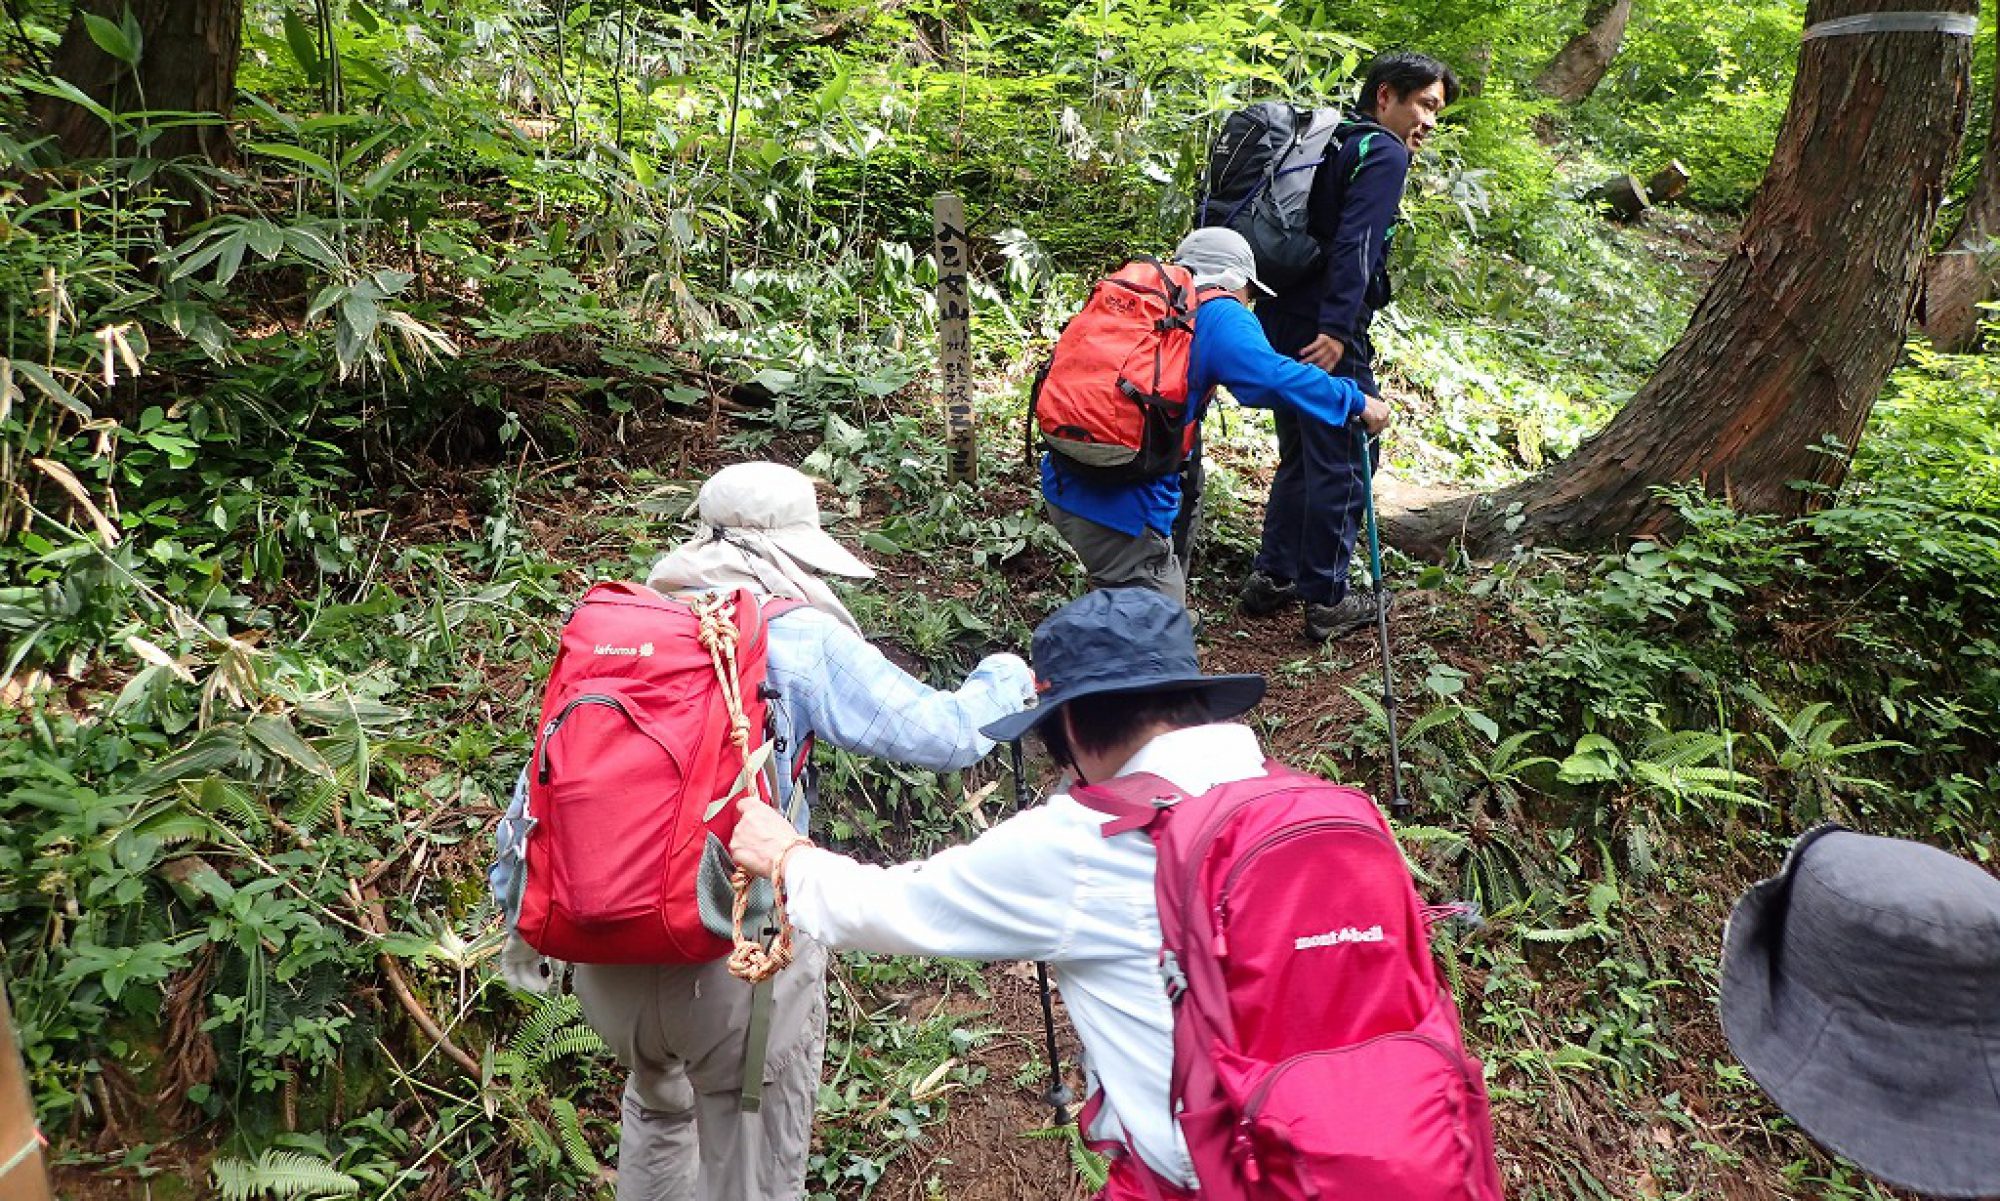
[1048,503,1189,610]
[573,935,829,1201]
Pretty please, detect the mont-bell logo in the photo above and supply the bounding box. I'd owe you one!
[1294,924,1386,951]
[593,642,655,657]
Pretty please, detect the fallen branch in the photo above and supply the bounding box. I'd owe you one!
[351,879,483,1079]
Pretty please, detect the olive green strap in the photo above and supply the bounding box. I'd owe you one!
[739,973,777,1113]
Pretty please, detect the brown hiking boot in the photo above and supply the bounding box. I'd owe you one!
[1303,590,1389,643]
[1238,571,1298,617]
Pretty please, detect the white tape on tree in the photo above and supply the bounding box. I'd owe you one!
[1802,11,1977,40]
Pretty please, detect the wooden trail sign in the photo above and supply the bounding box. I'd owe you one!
[933,193,977,482]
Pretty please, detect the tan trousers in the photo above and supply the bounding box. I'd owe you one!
[1047,502,1189,610]
[572,936,829,1201]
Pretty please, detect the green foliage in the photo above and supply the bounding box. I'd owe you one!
[811,955,996,1198]
[1,0,1991,1194]
[1570,0,1805,208]
[212,1149,361,1200]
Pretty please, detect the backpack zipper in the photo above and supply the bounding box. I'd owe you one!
[1207,817,1389,958]
[537,694,629,784]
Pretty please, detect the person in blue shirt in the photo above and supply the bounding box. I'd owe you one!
[1041,227,1391,615]
[1242,52,1458,642]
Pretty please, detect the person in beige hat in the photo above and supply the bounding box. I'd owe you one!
[492,462,1034,1200]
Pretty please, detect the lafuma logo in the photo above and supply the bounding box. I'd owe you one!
[1294,924,1386,951]
[593,642,655,657]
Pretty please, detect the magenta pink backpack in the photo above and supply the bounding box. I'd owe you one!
[1072,763,1504,1201]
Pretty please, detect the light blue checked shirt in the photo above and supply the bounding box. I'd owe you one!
[491,603,1034,926]
[762,606,1035,823]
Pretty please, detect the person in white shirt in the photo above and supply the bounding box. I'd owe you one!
[730,587,1271,1199]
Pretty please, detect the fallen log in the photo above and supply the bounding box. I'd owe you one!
[1646,160,1691,205]
[1583,174,1650,221]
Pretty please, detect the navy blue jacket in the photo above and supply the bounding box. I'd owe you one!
[1259,119,1408,360]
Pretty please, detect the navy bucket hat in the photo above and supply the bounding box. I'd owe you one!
[981,589,1265,743]
[1719,824,2000,1199]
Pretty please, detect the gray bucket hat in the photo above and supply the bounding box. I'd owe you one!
[1172,227,1275,298]
[1719,824,2000,1198]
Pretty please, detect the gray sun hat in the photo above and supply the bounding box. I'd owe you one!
[980,588,1264,743]
[1172,227,1274,298]
[1719,824,2000,1199]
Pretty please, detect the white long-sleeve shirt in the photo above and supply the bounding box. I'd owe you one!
[782,722,1273,1186]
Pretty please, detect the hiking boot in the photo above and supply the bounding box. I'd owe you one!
[1303,589,1390,643]
[1238,571,1298,617]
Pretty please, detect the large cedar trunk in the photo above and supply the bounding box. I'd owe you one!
[1391,0,1976,559]
[1922,61,2000,353]
[32,0,244,163]
[1534,0,1635,105]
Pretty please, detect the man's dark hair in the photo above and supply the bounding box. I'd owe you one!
[1355,52,1461,114]
[1037,687,1215,772]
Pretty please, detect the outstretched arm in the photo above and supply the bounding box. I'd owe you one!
[775,611,1035,771]
[733,795,1077,961]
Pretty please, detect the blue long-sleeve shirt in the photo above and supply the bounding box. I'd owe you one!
[1041,295,1367,537]
[1261,119,1409,352]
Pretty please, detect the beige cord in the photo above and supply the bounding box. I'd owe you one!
[695,592,798,984]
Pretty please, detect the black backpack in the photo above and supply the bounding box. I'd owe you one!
[1197,102,1348,292]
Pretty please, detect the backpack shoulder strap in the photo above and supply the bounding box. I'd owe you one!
[585,580,675,605]
[1070,772,1189,837]
[759,597,810,621]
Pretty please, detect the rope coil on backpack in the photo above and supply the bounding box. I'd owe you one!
[692,592,798,984]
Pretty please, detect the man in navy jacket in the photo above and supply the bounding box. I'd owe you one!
[1242,52,1458,642]
[1041,227,1391,614]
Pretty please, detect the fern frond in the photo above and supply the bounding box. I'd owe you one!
[212,1150,360,1200]
[550,1096,601,1176]
[284,761,355,832]
[1395,824,1471,851]
[192,775,269,837]
[1638,729,1731,770]
[512,992,587,1062]
[536,1027,610,1066]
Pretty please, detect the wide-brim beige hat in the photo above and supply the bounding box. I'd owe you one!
[692,461,875,579]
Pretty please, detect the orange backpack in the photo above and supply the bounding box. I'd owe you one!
[1028,258,1225,485]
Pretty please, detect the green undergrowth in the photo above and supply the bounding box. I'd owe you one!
[8,324,1998,1198]
[2,0,1991,1195]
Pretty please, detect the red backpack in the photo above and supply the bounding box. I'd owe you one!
[1028,258,1227,485]
[1073,764,1505,1201]
[517,583,798,964]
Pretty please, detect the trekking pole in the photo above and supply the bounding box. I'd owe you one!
[1009,739,1076,1125]
[1359,428,1410,821]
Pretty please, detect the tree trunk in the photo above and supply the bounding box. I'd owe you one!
[1534,0,1635,104]
[1392,0,1975,559]
[31,0,243,163]
[1922,60,2000,353]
